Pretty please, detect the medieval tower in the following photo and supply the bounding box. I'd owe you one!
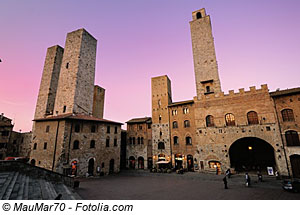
[151,76,172,163]
[190,8,222,99]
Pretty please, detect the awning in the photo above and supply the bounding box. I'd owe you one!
[156,161,170,164]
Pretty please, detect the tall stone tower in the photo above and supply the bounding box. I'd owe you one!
[92,85,105,119]
[190,8,221,99]
[151,75,172,163]
[54,28,97,115]
[34,45,64,119]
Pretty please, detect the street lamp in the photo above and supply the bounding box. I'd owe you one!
[248,146,252,150]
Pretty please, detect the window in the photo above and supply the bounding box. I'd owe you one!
[172,110,178,116]
[173,121,178,128]
[102,162,105,168]
[114,126,118,134]
[33,143,37,150]
[186,136,192,145]
[107,126,110,133]
[46,125,50,133]
[206,115,214,127]
[129,137,132,144]
[138,137,141,144]
[63,106,66,113]
[173,136,179,145]
[66,62,69,69]
[43,142,47,150]
[225,113,235,126]
[183,107,189,114]
[114,139,117,147]
[160,131,162,136]
[158,142,165,149]
[139,125,142,130]
[206,86,210,93]
[184,120,190,128]
[106,138,110,147]
[148,123,151,129]
[282,109,295,122]
[141,137,144,144]
[91,125,96,133]
[90,140,95,148]
[285,131,300,146]
[133,137,135,145]
[2,130,9,136]
[73,140,79,149]
[247,111,259,125]
[159,115,162,121]
[74,124,80,133]
[196,12,202,19]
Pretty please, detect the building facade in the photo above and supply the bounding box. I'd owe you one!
[30,28,122,176]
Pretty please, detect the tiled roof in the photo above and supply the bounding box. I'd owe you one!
[34,113,122,125]
[168,100,194,107]
[126,117,152,124]
[270,87,300,97]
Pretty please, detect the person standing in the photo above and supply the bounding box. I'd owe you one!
[245,172,251,187]
[223,176,228,189]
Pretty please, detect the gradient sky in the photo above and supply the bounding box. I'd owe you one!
[1,0,299,132]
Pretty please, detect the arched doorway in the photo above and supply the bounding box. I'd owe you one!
[71,160,78,176]
[229,137,276,172]
[290,155,300,178]
[30,159,36,166]
[109,159,114,173]
[175,154,183,170]
[187,155,194,171]
[129,156,135,169]
[88,158,94,176]
[138,157,144,169]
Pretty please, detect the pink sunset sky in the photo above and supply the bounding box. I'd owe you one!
[1,0,299,132]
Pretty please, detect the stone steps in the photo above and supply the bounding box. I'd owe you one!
[0,172,80,200]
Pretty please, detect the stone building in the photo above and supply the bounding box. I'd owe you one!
[30,28,122,176]
[126,117,152,169]
[141,8,300,177]
[0,113,13,159]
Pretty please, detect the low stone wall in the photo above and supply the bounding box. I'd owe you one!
[0,161,74,187]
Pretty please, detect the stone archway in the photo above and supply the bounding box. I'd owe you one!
[229,137,276,172]
[138,157,144,169]
[88,158,94,176]
[129,156,135,169]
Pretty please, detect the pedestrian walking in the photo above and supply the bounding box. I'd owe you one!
[257,171,263,182]
[226,168,231,178]
[223,176,228,189]
[245,172,251,187]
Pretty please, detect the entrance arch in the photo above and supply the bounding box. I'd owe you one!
[88,158,94,176]
[229,137,276,172]
[187,155,194,171]
[290,154,300,178]
[129,156,135,169]
[138,157,144,169]
[109,159,114,173]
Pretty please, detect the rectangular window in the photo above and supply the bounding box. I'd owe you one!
[2,131,9,136]
[63,106,66,113]
[139,125,143,130]
[44,142,47,150]
[107,126,110,133]
[106,138,110,147]
[148,124,151,129]
[114,138,117,147]
[114,126,118,134]
[46,125,50,133]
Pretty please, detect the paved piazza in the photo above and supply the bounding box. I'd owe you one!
[76,171,300,200]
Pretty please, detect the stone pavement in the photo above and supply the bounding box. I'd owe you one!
[76,170,300,200]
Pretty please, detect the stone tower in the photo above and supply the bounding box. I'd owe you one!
[53,28,97,116]
[151,75,172,163]
[34,45,64,119]
[190,8,221,99]
[92,85,105,119]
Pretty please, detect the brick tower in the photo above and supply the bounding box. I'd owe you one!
[190,8,222,99]
[151,75,172,163]
[34,45,64,119]
[92,85,105,119]
[53,28,97,115]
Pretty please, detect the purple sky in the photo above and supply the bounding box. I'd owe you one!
[1,0,299,132]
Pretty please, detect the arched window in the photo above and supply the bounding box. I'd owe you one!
[138,137,140,144]
[74,124,80,133]
[183,107,189,114]
[90,140,95,148]
[247,111,259,125]
[33,143,37,150]
[285,131,300,146]
[196,12,202,19]
[73,140,79,149]
[141,137,144,144]
[184,120,190,128]
[132,137,135,145]
[173,121,178,128]
[186,136,192,145]
[206,115,214,127]
[158,142,165,150]
[282,109,295,122]
[225,113,235,126]
[173,136,179,145]
[129,137,132,144]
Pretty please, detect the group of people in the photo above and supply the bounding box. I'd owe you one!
[222,169,263,189]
